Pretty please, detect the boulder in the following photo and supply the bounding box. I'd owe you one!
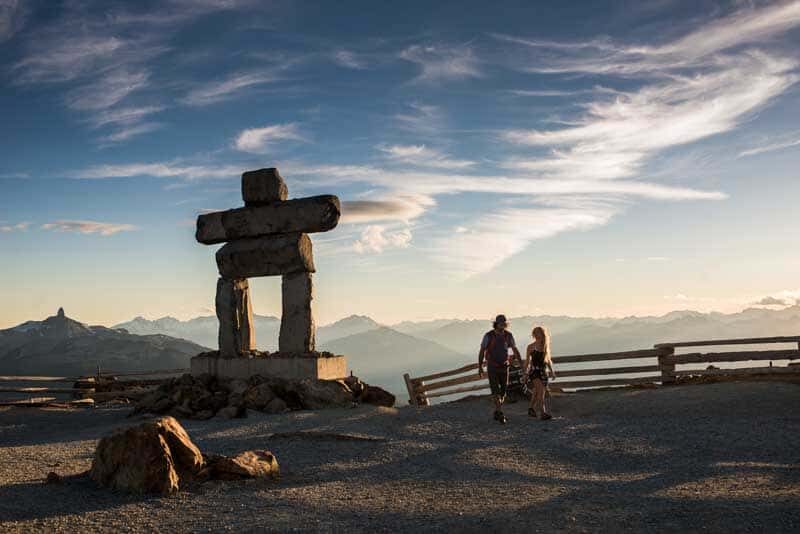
[204,450,279,480]
[217,404,245,419]
[361,385,396,407]
[89,416,204,495]
[279,272,315,353]
[216,278,255,357]
[295,379,352,409]
[264,397,287,414]
[215,233,315,279]
[196,195,340,245]
[242,168,288,205]
[244,382,275,410]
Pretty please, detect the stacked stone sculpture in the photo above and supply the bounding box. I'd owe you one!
[191,168,346,381]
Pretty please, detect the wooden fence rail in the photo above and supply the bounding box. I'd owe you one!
[404,336,800,405]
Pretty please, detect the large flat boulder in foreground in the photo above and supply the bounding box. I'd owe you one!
[215,233,315,278]
[196,195,340,244]
[89,416,203,495]
[90,416,279,495]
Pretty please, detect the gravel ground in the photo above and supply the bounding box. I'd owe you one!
[1,381,798,533]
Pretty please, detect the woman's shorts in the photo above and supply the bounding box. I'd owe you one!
[487,366,509,396]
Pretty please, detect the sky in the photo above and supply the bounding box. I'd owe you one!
[1,0,799,328]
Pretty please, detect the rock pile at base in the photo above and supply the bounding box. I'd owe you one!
[133,372,395,419]
[89,416,278,495]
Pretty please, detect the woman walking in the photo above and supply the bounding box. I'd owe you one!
[525,326,556,420]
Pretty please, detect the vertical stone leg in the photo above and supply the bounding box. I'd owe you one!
[216,277,255,357]
[279,272,315,353]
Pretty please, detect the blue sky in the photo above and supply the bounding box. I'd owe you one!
[1,0,799,327]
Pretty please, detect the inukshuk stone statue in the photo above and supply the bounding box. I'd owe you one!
[190,168,345,381]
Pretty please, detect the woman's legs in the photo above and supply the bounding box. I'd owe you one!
[533,379,544,416]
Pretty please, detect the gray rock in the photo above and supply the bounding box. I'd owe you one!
[242,168,288,205]
[244,383,275,410]
[216,278,255,357]
[264,397,287,414]
[279,272,315,352]
[215,233,315,279]
[196,195,340,245]
[217,404,245,419]
[226,379,249,396]
[295,379,352,409]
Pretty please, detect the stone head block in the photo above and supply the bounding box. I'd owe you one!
[242,168,288,206]
[216,233,315,279]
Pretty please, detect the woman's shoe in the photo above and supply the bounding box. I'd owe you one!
[541,413,552,420]
[528,408,537,417]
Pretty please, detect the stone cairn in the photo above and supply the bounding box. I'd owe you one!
[195,167,339,358]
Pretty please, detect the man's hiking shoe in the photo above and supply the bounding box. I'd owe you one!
[541,413,553,420]
[493,411,507,424]
[528,408,537,418]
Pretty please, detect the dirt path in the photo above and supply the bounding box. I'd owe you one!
[1,382,798,532]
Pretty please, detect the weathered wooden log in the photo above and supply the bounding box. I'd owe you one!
[555,365,662,378]
[663,349,800,365]
[417,371,485,392]
[216,278,255,357]
[655,336,800,348]
[413,363,480,383]
[215,234,315,278]
[278,272,315,353]
[196,195,340,245]
[552,348,668,364]
[242,168,288,206]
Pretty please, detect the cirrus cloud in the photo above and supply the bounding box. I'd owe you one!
[41,220,138,236]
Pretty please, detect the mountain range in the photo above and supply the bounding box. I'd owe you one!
[3,305,798,398]
[0,308,205,376]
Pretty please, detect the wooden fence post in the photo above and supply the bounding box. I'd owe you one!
[404,373,418,406]
[659,347,676,385]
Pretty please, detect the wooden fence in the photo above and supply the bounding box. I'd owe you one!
[0,368,188,406]
[403,336,800,406]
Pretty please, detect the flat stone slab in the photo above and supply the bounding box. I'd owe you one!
[216,233,314,278]
[196,195,340,245]
[190,353,347,381]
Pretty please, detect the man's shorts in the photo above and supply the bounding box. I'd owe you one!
[487,366,509,397]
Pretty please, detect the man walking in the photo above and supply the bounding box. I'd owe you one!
[478,314,521,424]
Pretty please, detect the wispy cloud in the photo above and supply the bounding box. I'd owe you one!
[340,195,435,224]
[0,221,30,233]
[233,123,305,153]
[65,69,150,111]
[73,162,242,181]
[494,2,800,75]
[0,0,26,42]
[377,144,475,169]
[182,71,279,106]
[332,50,366,69]
[738,136,800,158]
[88,105,165,128]
[98,122,163,145]
[394,102,443,134]
[353,225,412,254]
[399,44,482,83]
[435,202,617,277]
[41,220,138,236]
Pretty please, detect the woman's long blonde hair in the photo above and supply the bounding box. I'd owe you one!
[532,326,551,362]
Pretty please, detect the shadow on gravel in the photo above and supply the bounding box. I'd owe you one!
[0,474,156,522]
